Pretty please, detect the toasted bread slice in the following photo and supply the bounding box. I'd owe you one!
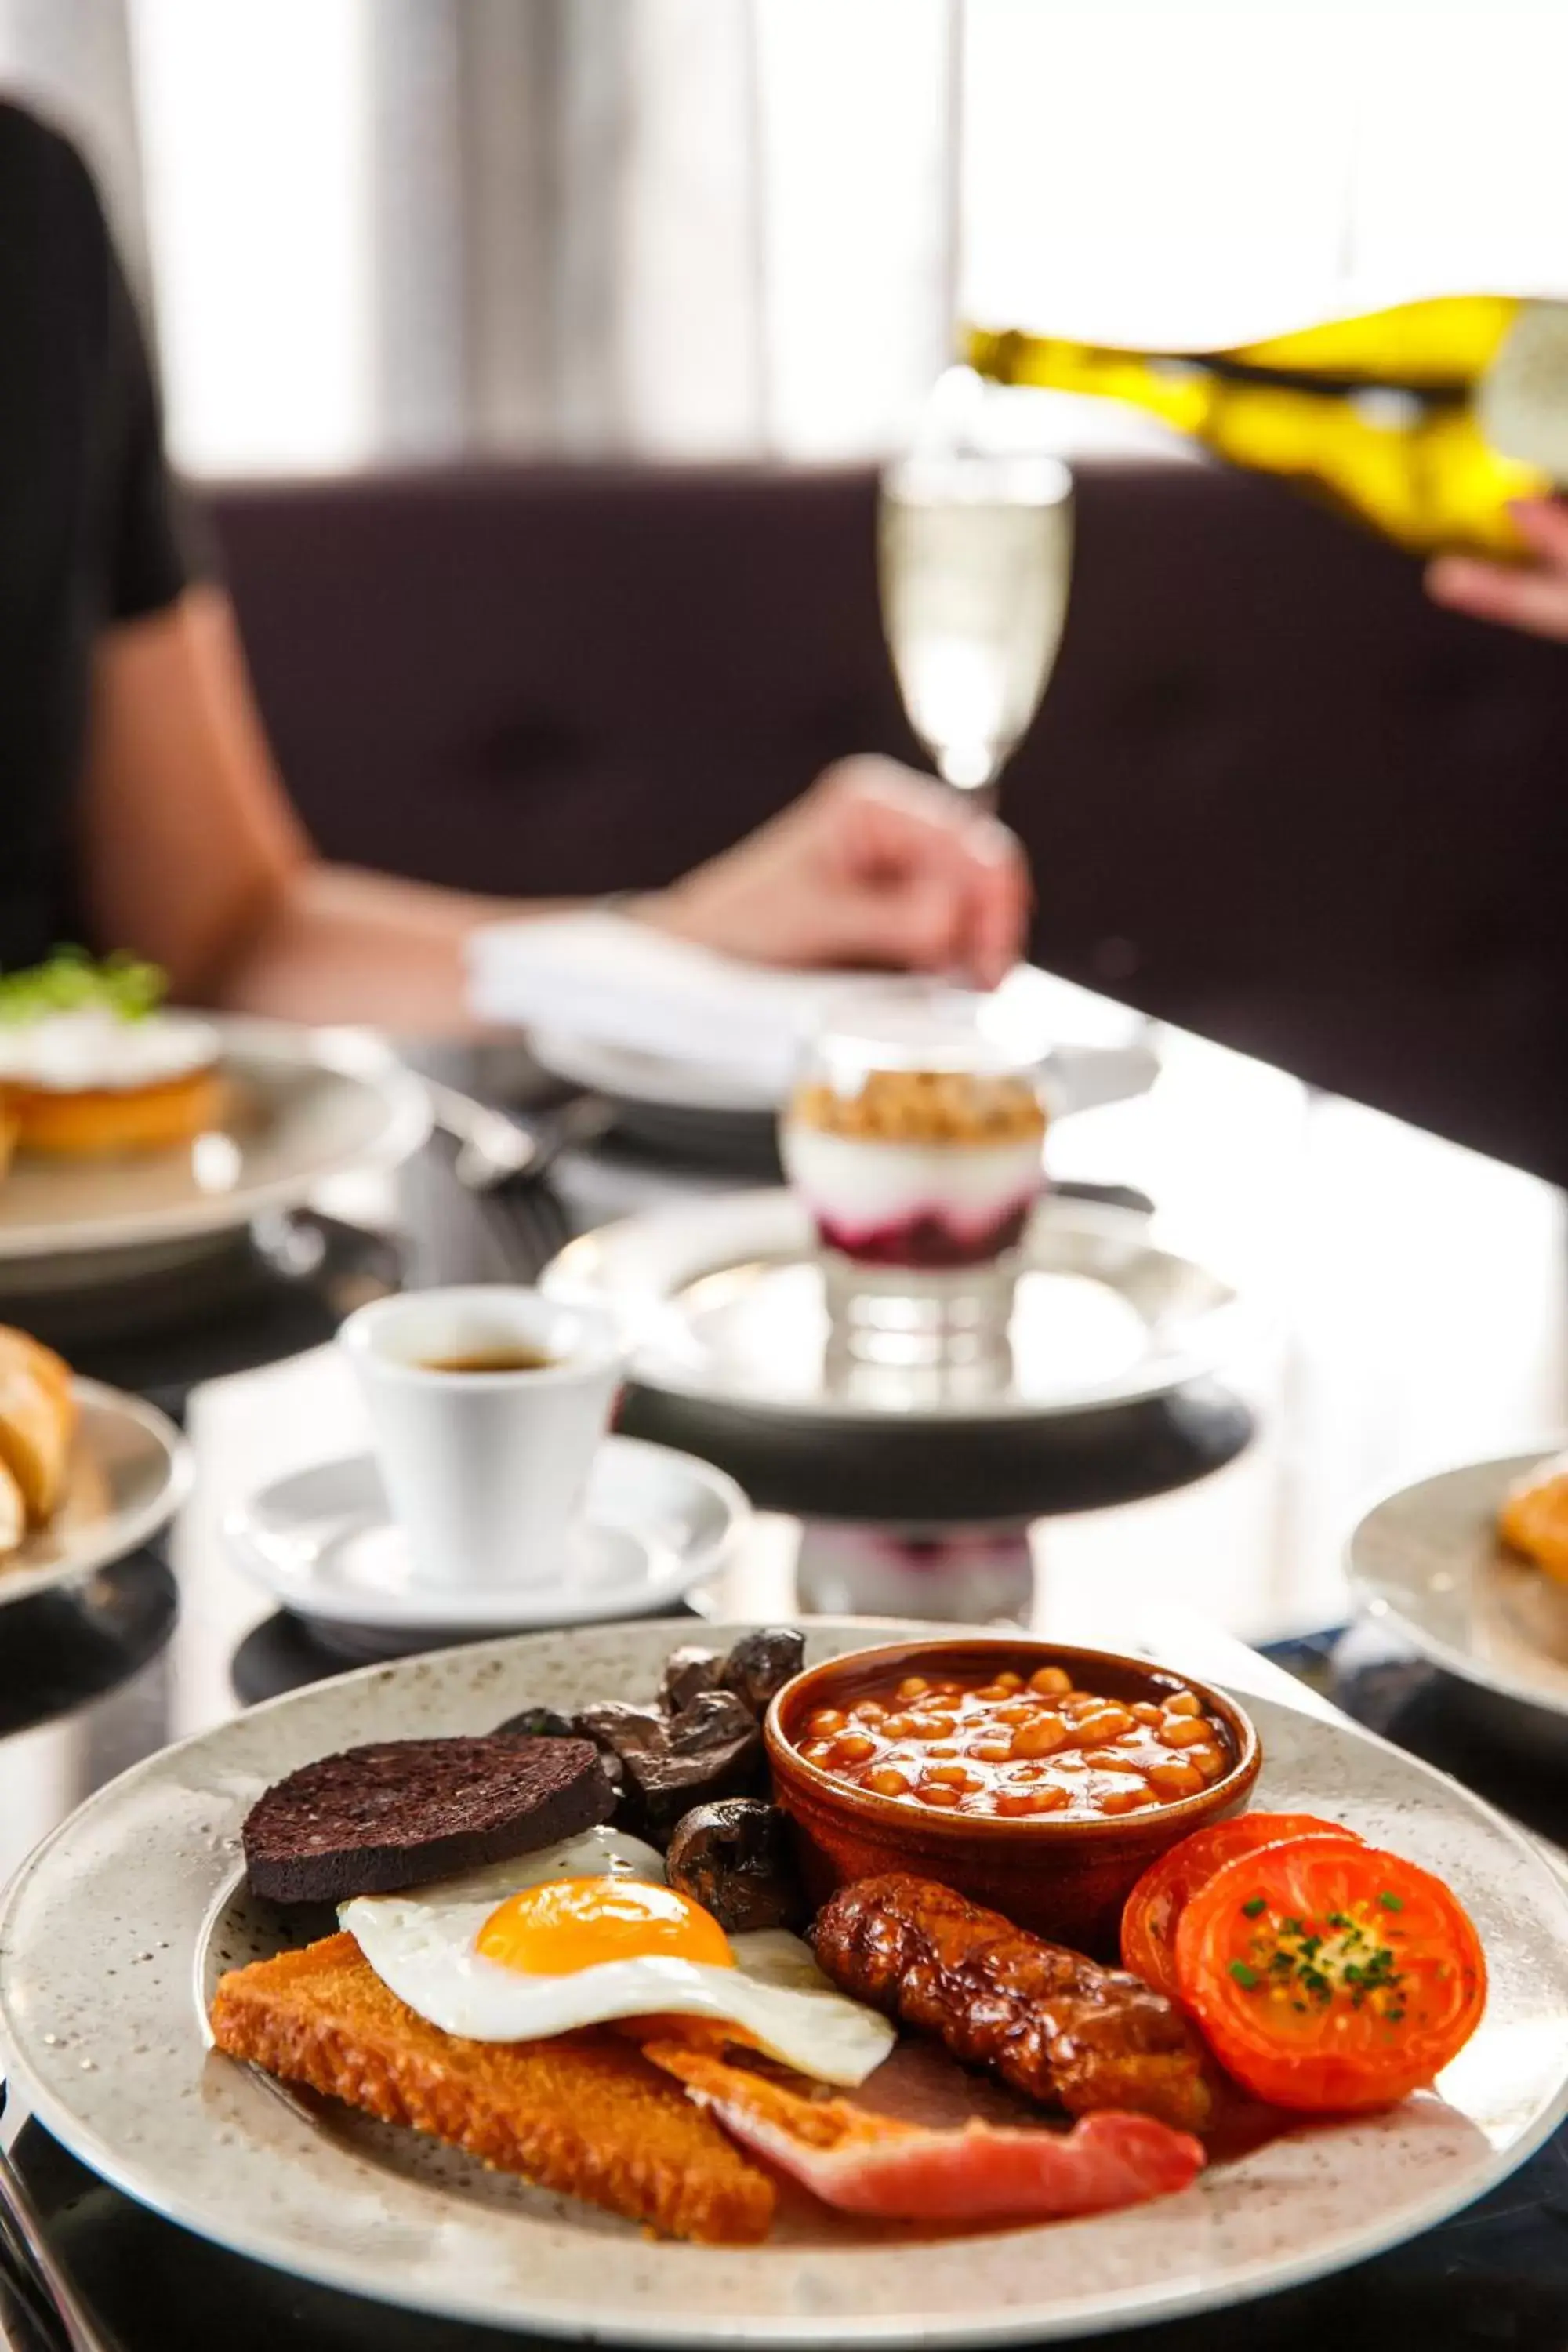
[209,1933,775,2245]
[0,1327,75,1523]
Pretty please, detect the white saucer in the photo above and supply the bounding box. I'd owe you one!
[223,1435,747,1637]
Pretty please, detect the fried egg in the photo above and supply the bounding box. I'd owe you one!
[339,1824,895,2087]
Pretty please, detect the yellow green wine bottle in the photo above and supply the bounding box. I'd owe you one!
[965,296,1568,557]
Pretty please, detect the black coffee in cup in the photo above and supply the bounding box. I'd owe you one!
[420,1348,556,1374]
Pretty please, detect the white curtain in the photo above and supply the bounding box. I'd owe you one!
[3,0,1566,477]
[0,0,147,282]
[0,0,956,472]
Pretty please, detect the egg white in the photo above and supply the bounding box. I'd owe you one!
[339,1823,894,2087]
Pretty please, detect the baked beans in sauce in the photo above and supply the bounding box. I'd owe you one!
[795,1665,1232,1819]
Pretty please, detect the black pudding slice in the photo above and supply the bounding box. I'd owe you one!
[242,1735,615,1904]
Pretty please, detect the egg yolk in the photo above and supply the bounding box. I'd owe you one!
[476,1877,735,1975]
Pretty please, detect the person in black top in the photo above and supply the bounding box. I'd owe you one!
[1,101,1028,1027]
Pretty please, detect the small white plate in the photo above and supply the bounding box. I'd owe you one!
[528,963,1156,1120]
[1347,1444,1568,1727]
[223,1435,747,1633]
[530,1026,780,1114]
[543,1190,1243,1425]
[2,1617,1567,2345]
[0,1018,429,1265]
[531,1027,1159,1125]
[0,1380,191,1608]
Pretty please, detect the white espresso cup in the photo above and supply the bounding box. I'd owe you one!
[339,1286,628,1590]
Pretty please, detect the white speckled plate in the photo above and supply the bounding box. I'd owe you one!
[2,1619,1566,2346]
[0,1379,191,1609]
[0,1018,429,1264]
[1348,1445,1568,1721]
[543,1193,1243,1424]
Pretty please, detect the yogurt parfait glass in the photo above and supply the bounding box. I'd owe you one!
[779,985,1048,1377]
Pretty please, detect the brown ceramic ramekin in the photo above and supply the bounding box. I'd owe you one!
[764,1635,1261,1956]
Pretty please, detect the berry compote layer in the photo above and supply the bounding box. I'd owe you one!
[782,1068,1046,1271]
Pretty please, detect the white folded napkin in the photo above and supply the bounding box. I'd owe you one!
[467,914,871,1091]
[466,913,1152,1105]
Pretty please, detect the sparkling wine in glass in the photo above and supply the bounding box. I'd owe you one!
[878,394,1073,815]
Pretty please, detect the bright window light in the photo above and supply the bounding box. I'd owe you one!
[963,0,1568,346]
[98,0,1568,471]
[128,0,374,475]
[756,0,953,455]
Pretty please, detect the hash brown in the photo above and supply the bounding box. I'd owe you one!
[209,1932,775,2245]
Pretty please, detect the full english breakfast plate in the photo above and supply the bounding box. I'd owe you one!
[0,1617,1564,2345]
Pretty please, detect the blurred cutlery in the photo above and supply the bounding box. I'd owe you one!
[0,2127,109,2352]
[421,1080,615,1192]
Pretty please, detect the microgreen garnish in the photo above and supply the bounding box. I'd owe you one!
[0,946,166,1025]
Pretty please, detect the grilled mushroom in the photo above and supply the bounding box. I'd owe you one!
[660,1645,723,1714]
[666,1798,806,1933]
[718,1628,805,1719]
[570,1693,763,1843]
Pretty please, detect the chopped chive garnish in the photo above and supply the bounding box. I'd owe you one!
[1241,1896,1266,1918]
[1378,1891,1404,1912]
[1229,1960,1261,1989]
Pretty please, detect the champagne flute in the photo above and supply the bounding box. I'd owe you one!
[878,378,1073,817]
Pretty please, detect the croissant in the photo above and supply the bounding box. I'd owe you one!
[0,1324,76,1527]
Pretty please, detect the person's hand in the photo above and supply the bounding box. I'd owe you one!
[1427,499,1568,640]
[642,757,1031,987]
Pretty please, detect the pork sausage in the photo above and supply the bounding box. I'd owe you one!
[812,1873,1211,2134]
